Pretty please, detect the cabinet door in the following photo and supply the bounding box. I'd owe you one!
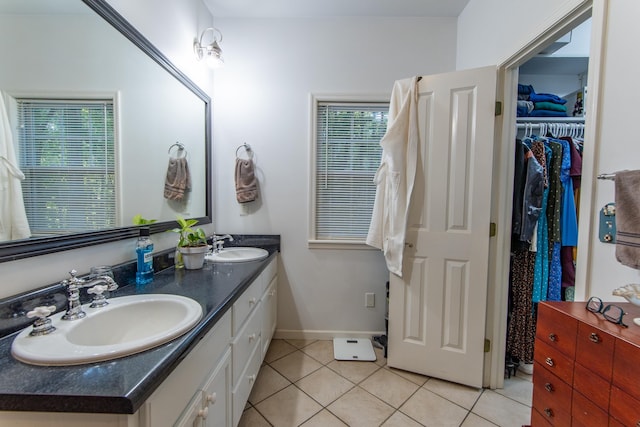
[202,350,232,427]
[174,392,205,427]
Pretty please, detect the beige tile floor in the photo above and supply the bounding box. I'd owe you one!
[239,339,533,427]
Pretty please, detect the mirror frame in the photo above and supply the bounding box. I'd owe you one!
[0,0,212,263]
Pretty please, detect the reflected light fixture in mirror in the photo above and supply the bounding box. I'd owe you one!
[194,27,224,68]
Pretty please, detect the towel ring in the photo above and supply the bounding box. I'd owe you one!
[168,142,187,157]
[236,143,253,159]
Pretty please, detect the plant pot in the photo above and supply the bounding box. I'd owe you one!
[178,245,209,270]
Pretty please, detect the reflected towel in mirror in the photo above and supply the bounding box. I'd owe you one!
[164,157,191,201]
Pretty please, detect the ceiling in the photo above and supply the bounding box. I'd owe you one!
[204,0,472,18]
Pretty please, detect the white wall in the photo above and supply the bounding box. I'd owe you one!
[457,0,640,301]
[0,0,214,300]
[211,17,457,334]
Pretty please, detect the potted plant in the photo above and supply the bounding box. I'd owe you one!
[170,216,210,270]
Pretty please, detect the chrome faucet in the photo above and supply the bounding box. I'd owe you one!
[212,234,234,253]
[61,270,119,321]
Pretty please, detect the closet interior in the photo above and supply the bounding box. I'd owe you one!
[505,18,591,377]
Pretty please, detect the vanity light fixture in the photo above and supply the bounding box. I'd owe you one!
[194,27,224,68]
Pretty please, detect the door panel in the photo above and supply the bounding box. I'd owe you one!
[388,66,497,388]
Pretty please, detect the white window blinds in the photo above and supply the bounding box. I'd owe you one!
[17,99,116,235]
[314,102,388,241]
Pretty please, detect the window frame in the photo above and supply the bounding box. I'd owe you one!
[308,93,390,249]
[8,91,121,236]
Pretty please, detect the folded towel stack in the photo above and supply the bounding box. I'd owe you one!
[235,158,258,203]
[164,157,191,200]
[516,84,567,117]
[615,170,640,269]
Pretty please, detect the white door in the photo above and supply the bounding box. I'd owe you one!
[387,66,497,388]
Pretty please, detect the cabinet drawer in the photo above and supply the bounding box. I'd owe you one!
[232,343,262,426]
[610,385,640,427]
[534,339,574,385]
[261,276,277,358]
[536,303,578,358]
[573,362,610,411]
[532,361,572,412]
[261,257,277,289]
[232,279,262,335]
[612,338,640,401]
[575,321,614,382]
[571,390,608,427]
[232,301,262,386]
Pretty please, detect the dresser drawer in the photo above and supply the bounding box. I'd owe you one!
[532,361,572,409]
[610,385,640,427]
[613,338,640,401]
[534,339,574,385]
[573,362,610,411]
[530,407,553,427]
[571,390,608,427]
[531,374,572,427]
[536,303,578,358]
[575,321,614,382]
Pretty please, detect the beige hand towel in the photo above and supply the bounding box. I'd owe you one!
[164,157,191,200]
[615,170,640,269]
[235,158,258,203]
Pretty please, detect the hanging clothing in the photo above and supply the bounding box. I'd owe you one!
[532,142,551,303]
[0,91,30,240]
[367,76,419,277]
[506,249,537,364]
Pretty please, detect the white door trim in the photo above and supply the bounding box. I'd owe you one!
[485,0,606,389]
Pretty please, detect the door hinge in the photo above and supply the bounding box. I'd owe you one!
[495,101,502,116]
[489,222,497,237]
[484,339,491,353]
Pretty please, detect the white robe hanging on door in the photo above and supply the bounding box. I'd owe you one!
[366,76,419,277]
[0,91,31,240]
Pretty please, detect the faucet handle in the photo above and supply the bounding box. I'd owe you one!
[62,269,85,288]
[87,284,110,308]
[27,305,57,336]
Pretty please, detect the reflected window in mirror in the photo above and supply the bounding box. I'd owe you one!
[16,97,116,236]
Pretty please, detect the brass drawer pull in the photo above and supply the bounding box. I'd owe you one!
[544,408,554,418]
[545,357,554,367]
[589,332,600,343]
[548,333,557,342]
[544,382,554,392]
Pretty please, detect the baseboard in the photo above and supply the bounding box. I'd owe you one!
[273,329,386,341]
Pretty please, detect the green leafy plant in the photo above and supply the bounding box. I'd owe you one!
[170,216,207,247]
[132,214,157,225]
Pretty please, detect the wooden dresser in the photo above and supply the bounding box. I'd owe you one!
[532,301,640,426]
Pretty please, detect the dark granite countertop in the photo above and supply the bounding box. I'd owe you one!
[0,235,279,414]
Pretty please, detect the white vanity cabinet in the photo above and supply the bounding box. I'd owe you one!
[0,255,278,427]
[231,257,277,426]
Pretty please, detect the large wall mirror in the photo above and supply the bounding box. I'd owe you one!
[0,0,212,262]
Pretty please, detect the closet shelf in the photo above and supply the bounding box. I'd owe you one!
[516,116,585,123]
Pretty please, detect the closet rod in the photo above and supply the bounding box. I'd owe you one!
[516,123,584,129]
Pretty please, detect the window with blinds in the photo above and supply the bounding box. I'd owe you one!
[16,99,116,235]
[313,101,388,242]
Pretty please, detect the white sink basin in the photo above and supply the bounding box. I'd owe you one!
[206,247,268,263]
[11,294,202,366]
